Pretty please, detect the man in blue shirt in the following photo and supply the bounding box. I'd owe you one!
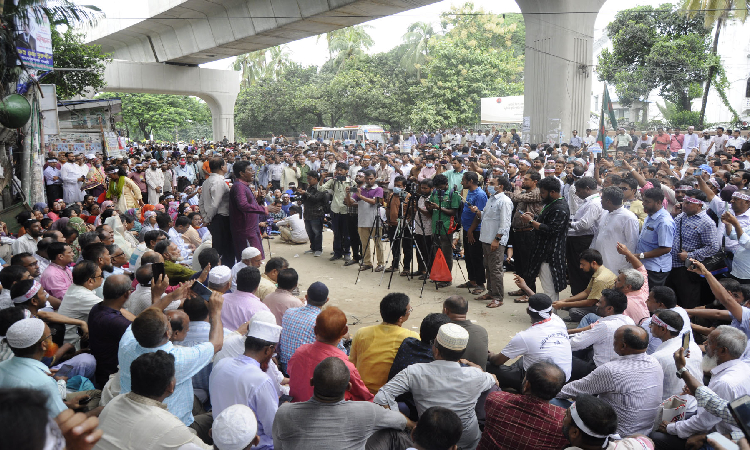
[635,187,675,288]
[459,172,488,294]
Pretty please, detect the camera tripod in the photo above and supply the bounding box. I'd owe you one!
[354,196,384,285]
[378,190,428,291]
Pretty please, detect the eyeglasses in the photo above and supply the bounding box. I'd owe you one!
[41,328,57,341]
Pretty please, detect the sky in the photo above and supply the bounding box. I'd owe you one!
[75,0,668,70]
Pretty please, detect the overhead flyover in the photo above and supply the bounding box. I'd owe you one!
[84,0,442,66]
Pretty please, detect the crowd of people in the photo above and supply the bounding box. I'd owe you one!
[1,124,750,450]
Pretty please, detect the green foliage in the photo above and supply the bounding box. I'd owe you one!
[96,92,211,142]
[597,4,715,111]
[232,45,290,88]
[47,27,110,100]
[231,1,523,135]
[655,100,702,128]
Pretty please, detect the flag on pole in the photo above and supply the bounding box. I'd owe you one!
[596,83,618,156]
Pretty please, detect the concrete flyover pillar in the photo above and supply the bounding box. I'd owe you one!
[516,0,606,144]
[100,60,241,142]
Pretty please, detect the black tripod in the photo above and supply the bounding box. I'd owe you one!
[355,196,384,285]
[379,190,426,290]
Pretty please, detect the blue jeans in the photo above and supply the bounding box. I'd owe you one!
[304,218,323,252]
[331,212,351,257]
[578,313,601,328]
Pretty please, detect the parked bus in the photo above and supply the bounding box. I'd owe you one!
[311,125,387,145]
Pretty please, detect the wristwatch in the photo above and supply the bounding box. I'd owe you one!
[494,235,502,242]
[675,367,688,379]
[638,252,645,259]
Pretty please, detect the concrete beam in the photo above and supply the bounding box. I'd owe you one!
[516,0,605,145]
[100,60,241,142]
[85,0,441,65]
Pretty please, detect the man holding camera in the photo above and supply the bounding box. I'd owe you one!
[319,162,355,263]
[346,170,385,271]
[384,176,414,275]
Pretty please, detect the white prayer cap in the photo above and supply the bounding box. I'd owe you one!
[85,153,95,159]
[249,310,277,329]
[435,323,469,351]
[6,318,45,349]
[529,151,539,160]
[248,320,282,343]
[149,159,157,164]
[212,404,258,450]
[241,246,261,260]
[209,266,232,285]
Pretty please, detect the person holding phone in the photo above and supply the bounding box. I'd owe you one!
[648,310,702,400]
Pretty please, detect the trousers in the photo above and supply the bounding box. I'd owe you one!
[331,212,351,257]
[304,217,324,252]
[513,230,537,291]
[348,213,362,260]
[482,242,505,299]
[359,226,383,266]
[463,229,485,285]
[208,214,234,267]
[566,235,594,295]
[539,263,559,302]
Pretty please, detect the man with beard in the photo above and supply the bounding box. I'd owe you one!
[61,152,86,204]
[128,163,148,200]
[651,326,750,449]
[145,159,165,205]
[553,249,617,324]
[520,176,569,302]
[57,260,104,348]
[507,171,543,296]
[635,188,675,288]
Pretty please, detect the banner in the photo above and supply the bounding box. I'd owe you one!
[480,96,524,124]
[14,13,53,71]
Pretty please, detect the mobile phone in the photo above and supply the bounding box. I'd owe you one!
[682,331,690,350]
[693,169,702,176]
[729,395,750,441]
[684,258,696,270]
[152,262,165,282]
[614,160,623,167]
[78,396,92,405]
[191,281,212,301]
[707,432,739,450]
[54,365,75,378]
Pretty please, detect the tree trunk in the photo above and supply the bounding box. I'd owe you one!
[699,17,722,128]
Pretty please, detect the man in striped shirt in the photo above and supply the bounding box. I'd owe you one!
[558,325,663,437]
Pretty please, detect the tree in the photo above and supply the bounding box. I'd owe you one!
[232,45,290,88]
[682,0,749,127]
[327,25,374,70]
[399,21,435,80]
[47,27,110,100]
[597,4,714,117]
[96,93,211,141]
[408,2,524,129]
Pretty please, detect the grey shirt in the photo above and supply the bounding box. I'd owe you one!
[272,398,406,450]
[452,319,489,371]
[199,173,230,222]
[374,359,495,450]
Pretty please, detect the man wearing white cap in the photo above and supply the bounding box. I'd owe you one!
[0,318,79,416]
[374,323,498,449]
[145,159,165,205]
[209,320,283,449]
[211,404,260,450]
[230,246,262,291]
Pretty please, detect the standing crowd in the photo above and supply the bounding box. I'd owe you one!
[1,125,750,450]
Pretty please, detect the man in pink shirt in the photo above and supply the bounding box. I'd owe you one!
[670,127,684,155]
[264,268,304,325]
[39,242,75,300]
[614,243,650,325]
[221,266,270,331]
[287,306,373,402]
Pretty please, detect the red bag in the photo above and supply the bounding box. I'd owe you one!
[430,248,452,282]
[97,192,107,204]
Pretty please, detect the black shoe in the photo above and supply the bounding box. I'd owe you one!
[330,255,343,261]
[344,259,359,267]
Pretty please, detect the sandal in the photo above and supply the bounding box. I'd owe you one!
[400,271,410,277]
[470,287,485,295]
[507,289,525,296]
[486,299,504,308]
[514,296,530,303]
[436,282,452,288]
[456,282,473,289]
[475,293,494,301]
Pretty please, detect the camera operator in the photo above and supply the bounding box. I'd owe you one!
[384,176,414,276]
[345,170,385,272]
[319,162,355,263]
[297,171,327,257]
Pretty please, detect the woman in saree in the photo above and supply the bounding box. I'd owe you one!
[105,165,144,213]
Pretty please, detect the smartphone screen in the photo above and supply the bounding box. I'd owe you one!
[729,395,750,441]
[54,364,74,378]
[191,281,212,301]
[682,331,691,350]
[152,262,165,282]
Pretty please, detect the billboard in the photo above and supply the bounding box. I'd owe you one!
[481,96,524,124]
[15,12,53,71]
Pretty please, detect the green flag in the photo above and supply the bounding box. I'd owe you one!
[596,83,617,156]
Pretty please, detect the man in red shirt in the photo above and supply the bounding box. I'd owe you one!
[653,128,671,153]
[478,361,569,450]
[286,306,373,402]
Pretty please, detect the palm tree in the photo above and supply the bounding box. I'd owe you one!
[682,0,748,127]
[232,45,290,88]
[327,25,374,69]
[399,21,435,80]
